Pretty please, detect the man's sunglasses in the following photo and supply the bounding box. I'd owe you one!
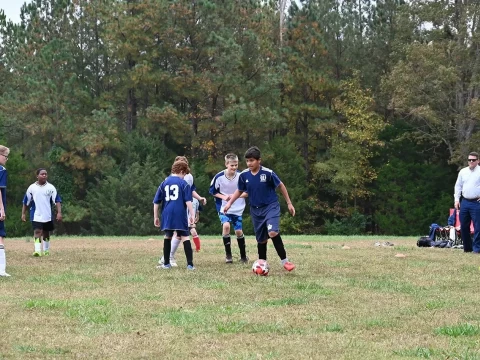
[468,159,478,162]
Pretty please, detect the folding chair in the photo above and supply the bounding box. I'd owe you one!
[448,208,473,246]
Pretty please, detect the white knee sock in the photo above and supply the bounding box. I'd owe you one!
[170,237,182,258]
[0,244,6,273]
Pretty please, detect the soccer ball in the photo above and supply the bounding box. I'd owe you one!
[252,259,270,276]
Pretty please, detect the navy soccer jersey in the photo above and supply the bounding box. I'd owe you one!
[153,175,193,231]
[0,165,6,212]
[238,166,281,207]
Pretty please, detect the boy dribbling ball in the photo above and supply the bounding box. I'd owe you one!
[224,146,296,272]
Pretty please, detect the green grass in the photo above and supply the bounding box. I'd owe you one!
[1,235,480,359]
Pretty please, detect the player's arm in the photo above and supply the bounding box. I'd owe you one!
[192,190,207,205]
[153,203,161,227]
[277,182,295,216]
[186,201,195,224]
[239,192,248,198]
[55,201,62,221]
[223,189,244,213]
[0,188,4,221]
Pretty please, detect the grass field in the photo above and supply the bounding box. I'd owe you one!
[1,235,480,359]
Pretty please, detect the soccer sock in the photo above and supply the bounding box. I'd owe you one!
[223,235,232,257]
[237,235,246,258]
[34,238,42,253]
[163,238,172,265]
[192,235,201,252]
[170,237,181,258]
[0,245,6,273]
[183,240,194,266]
[257,241,267,260]
[43,237,50,251]
[271,234,287,261]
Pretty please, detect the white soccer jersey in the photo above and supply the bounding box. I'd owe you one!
[25,182,58,222]
[209,170,246,216]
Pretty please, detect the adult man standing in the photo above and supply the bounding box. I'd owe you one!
[454,152,480,253]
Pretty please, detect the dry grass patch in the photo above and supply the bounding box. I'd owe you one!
[0,235,480,359]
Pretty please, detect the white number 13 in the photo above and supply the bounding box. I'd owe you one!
[165,185,179,201]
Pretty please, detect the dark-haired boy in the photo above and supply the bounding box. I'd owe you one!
[224,146,296,272]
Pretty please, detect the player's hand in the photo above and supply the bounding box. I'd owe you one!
[200,197,207,205]
[454,201,460,210]
[56,213,63,222]
[154,218,160,228]
[224,194,231,201]
[0,211,4,222]
[189,216,195,225]
[21,214,26,222]
[224,203,231,213]
[288,203,295,216]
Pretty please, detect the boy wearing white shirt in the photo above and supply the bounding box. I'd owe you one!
[210,154,249,264]
[22,169,62,256]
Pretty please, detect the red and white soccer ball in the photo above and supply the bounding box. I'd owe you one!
[252,259,270,276]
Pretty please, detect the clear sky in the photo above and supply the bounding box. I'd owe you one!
[1,0,27,23]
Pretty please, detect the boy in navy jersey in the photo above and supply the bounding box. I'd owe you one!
[210,153,249,264]
[0,145,10,277]
[153,161,196,270]
[224,146,296,272]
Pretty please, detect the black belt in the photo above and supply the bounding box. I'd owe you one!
[463,197,480,201]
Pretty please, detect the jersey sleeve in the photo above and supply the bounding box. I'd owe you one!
[238,173,247,192]
[153,185,164,204]
[25,185,33,205]
[51,187,58,205]
[0,167,7,188]
[209,173,221,196]
[55,193,62,203]
[271,171,282,188]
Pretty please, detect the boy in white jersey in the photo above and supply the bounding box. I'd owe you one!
[210,153,249,264]
[159,156,207,266]
[0,145,11,276]
[22,169,62,256]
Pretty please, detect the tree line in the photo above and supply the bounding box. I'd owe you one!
[0,0,474,237]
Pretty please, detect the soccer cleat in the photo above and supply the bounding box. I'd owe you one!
[43,250,50,256]
[158,256,165,265]
[283,261,296,272]
[156,264,172,269]
[33,251,42,257]
[0,272,11,277]
[170,258,178,267]
[240,257,249,264]
[187,265,196,271]
[225,256,233,264]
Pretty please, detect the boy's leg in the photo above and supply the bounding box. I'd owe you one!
[169,231,181,266]
[182,238,195,270]
[266,203,295,271]
[43,230,50,255]
[221,217,232,263]
[0,235,9,276]
[251,208,268,260]
[33,225,43,256]
[158,231,173,269]
[191,228,201,252]
[234,216,247,263]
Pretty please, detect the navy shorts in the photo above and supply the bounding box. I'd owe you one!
[0,220,5,237]
[218,213,243,231]
[165,230,189,238]
[32,221,54,232]
[250,202,281,243]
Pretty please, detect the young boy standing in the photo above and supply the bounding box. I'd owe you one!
[159,156,206,266]
[0,145,10,277]
[22,168,62,256]
[210,153,249,264]
[224,146,296,272]
[153,161,196,270]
